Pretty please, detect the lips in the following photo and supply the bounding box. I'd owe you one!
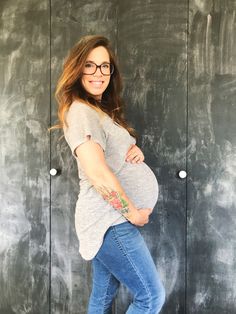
[89,81,104,86]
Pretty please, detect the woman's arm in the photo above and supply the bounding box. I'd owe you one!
[75,136,151,226]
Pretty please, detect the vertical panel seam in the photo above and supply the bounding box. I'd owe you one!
[116,0,119,55]
[185,0,189,313]
[114,2,119,312]
[49,0,52,313]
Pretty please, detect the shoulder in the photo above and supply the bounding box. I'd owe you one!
[68,99,108,120]
[65,100,110,129]
[69,100,96,114]
[65,100,97,122]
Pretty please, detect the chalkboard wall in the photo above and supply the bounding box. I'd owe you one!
[0,0,235,313]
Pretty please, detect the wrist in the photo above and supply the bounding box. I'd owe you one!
[126,208,139,223]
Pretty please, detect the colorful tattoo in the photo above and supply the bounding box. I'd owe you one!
[95,184,131,218]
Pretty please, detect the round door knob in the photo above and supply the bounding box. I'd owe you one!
[50,168,58,176]
[178,170,187,179]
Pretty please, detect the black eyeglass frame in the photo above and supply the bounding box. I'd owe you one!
[82,61,114,76]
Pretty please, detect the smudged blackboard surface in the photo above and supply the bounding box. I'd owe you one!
[0,0,50,313]
[187,1,236,313]
[50,1,117,313]
[115,0,188,313]
[0,0,235,313]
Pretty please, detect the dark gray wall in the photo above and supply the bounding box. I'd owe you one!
[187,1,236,313]
[0,0,50,313]
[116,1,188,312]
[0,0,235,314]
[50,1,117,313]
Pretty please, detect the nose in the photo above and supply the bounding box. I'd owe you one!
[94,66,103,76]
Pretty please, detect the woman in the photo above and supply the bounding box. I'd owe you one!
[52,35,165,313]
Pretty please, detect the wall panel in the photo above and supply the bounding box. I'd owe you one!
[116,0,188,312]
[187,1,236,313]
[0,1,50,313]
[50,1,117,313]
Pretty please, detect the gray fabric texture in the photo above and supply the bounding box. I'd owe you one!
[63,100,159,260]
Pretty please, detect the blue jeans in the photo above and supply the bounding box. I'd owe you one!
[88,221,165,314]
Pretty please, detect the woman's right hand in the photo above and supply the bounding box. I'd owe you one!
[129,208,152,226]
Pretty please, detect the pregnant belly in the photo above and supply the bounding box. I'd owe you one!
[116,161,159,209]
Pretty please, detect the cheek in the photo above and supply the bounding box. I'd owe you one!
[81,77,88,88]
[104,78,111,88]
[81,77,91,93]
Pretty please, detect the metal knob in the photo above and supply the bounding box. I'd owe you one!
[50,168,58,176]
[177,170,187,179]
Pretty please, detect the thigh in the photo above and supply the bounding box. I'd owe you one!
[95,222,163,298]
[91,257,120,295]
[88,258,120,314]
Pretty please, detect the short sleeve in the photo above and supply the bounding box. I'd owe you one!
[63,104,106,158]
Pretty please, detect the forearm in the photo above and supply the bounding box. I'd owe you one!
[89,166,139,222]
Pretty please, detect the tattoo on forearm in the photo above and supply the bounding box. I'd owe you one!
[95,184,131,218]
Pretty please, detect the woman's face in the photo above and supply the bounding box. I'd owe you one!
[81,46,111,100]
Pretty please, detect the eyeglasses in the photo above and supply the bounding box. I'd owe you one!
[83,61,114,76]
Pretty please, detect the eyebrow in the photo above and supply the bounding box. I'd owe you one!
[86,60,110,63]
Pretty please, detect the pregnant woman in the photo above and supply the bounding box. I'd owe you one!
[53,35,165,313]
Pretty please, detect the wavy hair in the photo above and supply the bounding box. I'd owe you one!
[49,34,138,140]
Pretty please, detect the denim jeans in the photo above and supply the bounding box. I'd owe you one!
[87,221,165,314]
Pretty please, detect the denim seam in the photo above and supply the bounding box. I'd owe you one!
[111,226,152,313]
[101,271,113,312]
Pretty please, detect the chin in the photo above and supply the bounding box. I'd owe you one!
[82,80,109,100]
[88,92,102,99]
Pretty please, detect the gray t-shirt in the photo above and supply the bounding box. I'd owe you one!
[63,100,159,260]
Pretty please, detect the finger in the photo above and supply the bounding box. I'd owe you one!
[125,153,133,161]
[128,143,135,149]
[126,146,139,155]
[131,155,141,163]
[127,153,142,162]
[126,145,137,154]
[126,150,139,160]
[129,144,136,149]
[129,153,144,162]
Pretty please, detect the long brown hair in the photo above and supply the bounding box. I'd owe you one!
[49,34,138,140]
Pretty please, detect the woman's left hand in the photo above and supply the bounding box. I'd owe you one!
[125,144,145,163]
